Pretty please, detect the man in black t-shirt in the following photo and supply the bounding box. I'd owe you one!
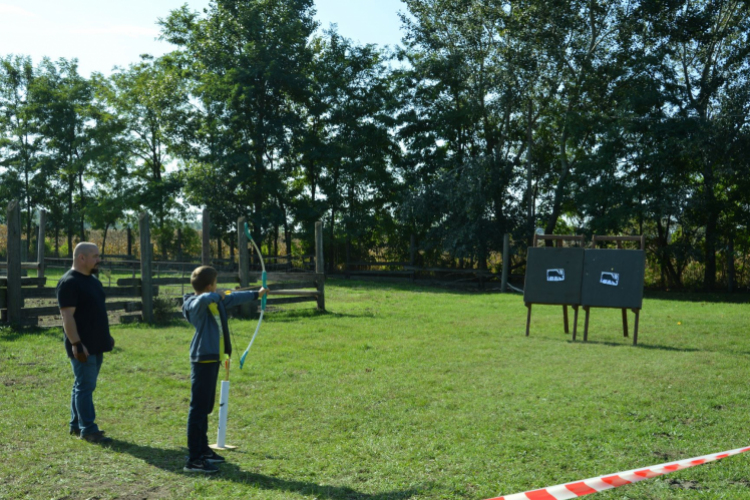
[56,242,114,444]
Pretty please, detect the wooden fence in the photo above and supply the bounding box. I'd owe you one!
[1,201,325,328]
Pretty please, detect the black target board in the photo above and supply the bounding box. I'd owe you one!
[581,249,645,309]
[523,247,585,305]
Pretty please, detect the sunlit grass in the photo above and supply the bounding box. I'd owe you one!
[2,280,750,499]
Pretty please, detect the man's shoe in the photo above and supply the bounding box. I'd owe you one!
[70,428,81,437]
[184,459,219,473]
[81,431,112,444]
[201,450,226,463]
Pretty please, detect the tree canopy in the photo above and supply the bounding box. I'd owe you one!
[2,0,750,290]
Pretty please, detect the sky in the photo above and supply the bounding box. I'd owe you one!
[0,0,407,77]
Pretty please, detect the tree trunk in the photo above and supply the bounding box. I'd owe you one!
[703,171,718,291]
[102,223,110,256]
[78,170,86,241]
[67,178,74,257]
[655,218,682,288]
[727,233,735,292]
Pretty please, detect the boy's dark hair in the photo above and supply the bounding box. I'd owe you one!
[191,266,218,293]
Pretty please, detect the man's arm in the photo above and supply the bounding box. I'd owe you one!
[60,307,89,360]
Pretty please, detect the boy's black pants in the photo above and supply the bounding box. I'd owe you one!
[187,361,220,461]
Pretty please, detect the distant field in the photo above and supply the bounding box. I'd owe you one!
[2,280,750,499]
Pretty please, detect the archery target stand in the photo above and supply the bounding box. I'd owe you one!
[523,234,587,338]
[580,235,645,345]
[523,234,646,345]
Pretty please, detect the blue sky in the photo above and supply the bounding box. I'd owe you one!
[0,0,406,76]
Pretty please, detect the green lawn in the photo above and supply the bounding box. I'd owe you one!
[2,280,750,499]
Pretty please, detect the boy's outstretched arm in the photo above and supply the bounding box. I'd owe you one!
[221,289,265,309]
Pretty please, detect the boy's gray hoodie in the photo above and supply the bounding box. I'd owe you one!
[182,290,259,363]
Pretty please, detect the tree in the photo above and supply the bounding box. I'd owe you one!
[32,58,96,255]
[0,55,41,257]
[160,0,317,243]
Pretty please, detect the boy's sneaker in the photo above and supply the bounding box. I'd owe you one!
[201,450,226,463]
[184,459,219,473]
[69,428,81,437]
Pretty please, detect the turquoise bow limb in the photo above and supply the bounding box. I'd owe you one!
[239,222,267,369]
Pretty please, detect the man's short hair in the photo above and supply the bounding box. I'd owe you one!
[191,266,218,293]
[73,242,98,260]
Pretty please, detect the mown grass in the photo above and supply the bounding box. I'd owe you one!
[2,280,750,499]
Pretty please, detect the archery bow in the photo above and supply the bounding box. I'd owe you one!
[239,221,267,369]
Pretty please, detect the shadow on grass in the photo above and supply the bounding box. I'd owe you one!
[578,339,702,353]
[108,439,420,500]
[265,309,384,323]
[564,339,750,356]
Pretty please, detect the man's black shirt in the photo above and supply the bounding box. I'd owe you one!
[56,269,112,358]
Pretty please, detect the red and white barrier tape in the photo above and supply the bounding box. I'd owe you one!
[486,445,750,500]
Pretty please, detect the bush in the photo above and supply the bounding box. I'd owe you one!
[153,296,179,325]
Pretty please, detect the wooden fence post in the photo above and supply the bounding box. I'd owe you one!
[6,200,22,327]
[37,210,46,286]
[202,208,211,266]
[238,216,250,318]
[501,233,510,293]
[315,221,325,311]
[127,227,132,257]
[139,212,154,324]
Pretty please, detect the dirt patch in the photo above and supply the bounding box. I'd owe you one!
[668,479,702,490]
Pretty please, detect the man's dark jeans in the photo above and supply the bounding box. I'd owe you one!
[70,353,104,437]
[187,362,220,461]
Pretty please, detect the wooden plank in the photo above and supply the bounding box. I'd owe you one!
[21,305,59,318]
[120,277,180,286]
[217,275,240,284]
[269,296,317,306]
[118,275,238,287]
[241,272,319,282]
[0,262,40,270]
[106,286,155,298]
[267,290,319,297]
[20,301,143,319]
[117,278,141,287]
[20,285,155,300]
[225,296,317,310]
[265,281,317,291]
[0,277,47,287]
[0,311,37,326]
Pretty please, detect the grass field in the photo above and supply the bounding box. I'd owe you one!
[2,280,750,499]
